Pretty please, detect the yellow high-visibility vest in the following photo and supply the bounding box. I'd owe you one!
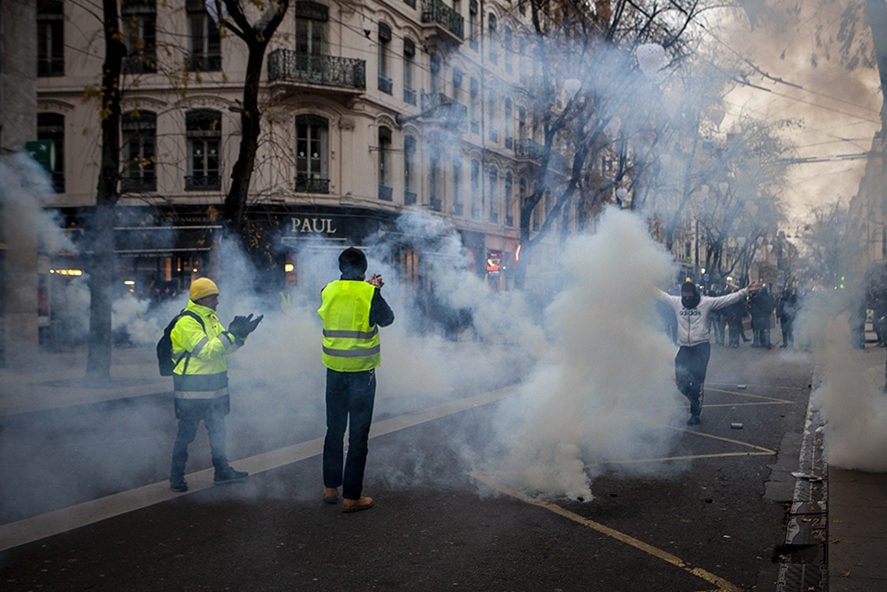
[318,280,381,371]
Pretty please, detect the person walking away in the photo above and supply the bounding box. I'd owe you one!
[318,247,395,512]
[748,285,775,349]
[657,280,762,425]
[777,286,800,349]
[724,285,747,348]
[168,277,263,492]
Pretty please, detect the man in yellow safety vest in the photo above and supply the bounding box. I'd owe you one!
[168,277,262,492]
[318,247,394,512]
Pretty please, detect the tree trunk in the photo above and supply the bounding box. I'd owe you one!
[85,0,125,385]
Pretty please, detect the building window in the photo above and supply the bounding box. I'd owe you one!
[470,159,481,218]
[37,0,64,77]
[488,94,498,142]
[122,0,157,74]
[504,99,513,148]
[185,109,221,191]
[429,150,442,211]
[187,0,221,71]
[295,114,329,193]
[470,78,480,134]
[121,110,156,192]
[430,52,443,94]
[488,14,498,64]
[296,1,327,55]
[469,0,478,52]
[404,135,417,205]
[378,126,393,201]
[503,26,513,74]
[403,38,416,105]
[488,166,498,222]
[452,160,463,215]
[452,69,463,103]
[504,173,513,226]
[37,112,65,193]
[378,22,393,94]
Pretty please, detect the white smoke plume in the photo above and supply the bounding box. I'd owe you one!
[800,290,887,472]
[496,208,682,500]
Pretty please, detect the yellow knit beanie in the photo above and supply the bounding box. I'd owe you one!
[189,277,220,301]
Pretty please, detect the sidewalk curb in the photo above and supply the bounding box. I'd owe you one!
[775,367,828,592]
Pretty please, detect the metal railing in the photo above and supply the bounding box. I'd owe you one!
[268,49,366,90]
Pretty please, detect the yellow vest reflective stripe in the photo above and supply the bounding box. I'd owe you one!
[318,280,381,371]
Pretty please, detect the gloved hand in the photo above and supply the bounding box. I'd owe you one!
[228,315,251,340]
[229,313,264,340]
[246,313,264,335]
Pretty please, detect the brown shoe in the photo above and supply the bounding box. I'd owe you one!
[342,496,374,513]
[323,487,339,505]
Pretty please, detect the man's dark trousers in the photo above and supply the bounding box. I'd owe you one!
[323,368,376,500]
[675,342,711,417]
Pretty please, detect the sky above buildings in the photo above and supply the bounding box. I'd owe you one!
[710,1,883,227]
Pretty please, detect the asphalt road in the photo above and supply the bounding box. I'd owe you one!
[0,345,814,591]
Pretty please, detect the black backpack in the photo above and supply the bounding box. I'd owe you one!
[156,310,206,376]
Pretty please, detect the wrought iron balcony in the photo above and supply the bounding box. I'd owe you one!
[421,0,464,41]
[378,185,393,201]
[417,91,468,128]
[268,49,366,92]
[429,196,442,211]
[185,174,221,191]
[514,138,546,161]
[295,175,330,194]
[404,191,417,206]
[121,176,157,193]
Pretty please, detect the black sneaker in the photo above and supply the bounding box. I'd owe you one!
[170,478,188,492]
[687,415,701,426]
[214,467,248,485]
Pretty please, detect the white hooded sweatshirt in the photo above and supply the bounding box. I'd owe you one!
[657,288,749,347]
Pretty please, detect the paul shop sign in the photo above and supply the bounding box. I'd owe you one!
[290,216,338,236]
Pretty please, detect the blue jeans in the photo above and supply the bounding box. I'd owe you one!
[323,368,376,500]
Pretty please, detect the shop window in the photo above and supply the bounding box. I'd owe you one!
[378,22,392,94]
[122,0,157,74]
[185,109,221,191]
[121,110,156,192]
[37,1,64,76]
[295,114,329,193]
[378,126,392,201]
[186,0,221,71]
[37,112,65,193]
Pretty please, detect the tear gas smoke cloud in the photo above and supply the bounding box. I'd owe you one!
[496,208,683,501]
[799,290,887,472]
